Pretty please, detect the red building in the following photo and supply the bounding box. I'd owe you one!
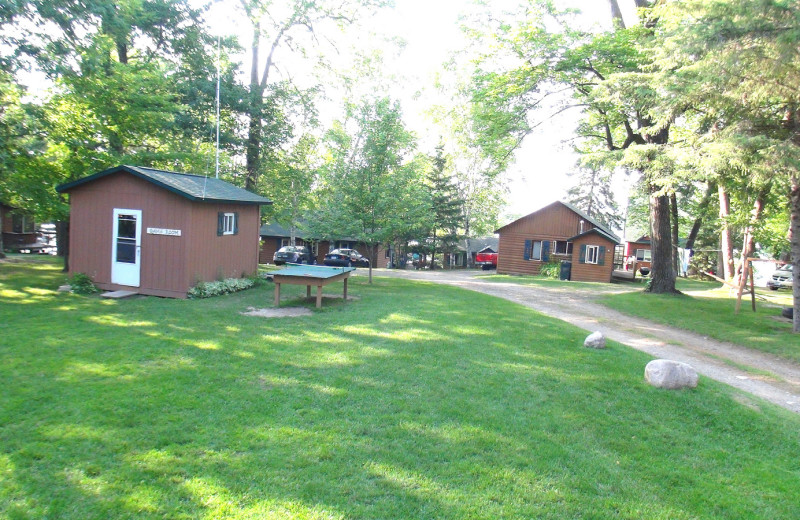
[56,165,271,298]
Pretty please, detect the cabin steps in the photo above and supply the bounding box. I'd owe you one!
[101,290,139,299]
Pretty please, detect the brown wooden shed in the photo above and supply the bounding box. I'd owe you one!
[56,165,271,298]
[1,202,38,251]
[495,201,619,282]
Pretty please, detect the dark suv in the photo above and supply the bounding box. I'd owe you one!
[273,245,315,265]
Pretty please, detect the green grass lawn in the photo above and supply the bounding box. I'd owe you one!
[599,278,800,363]
[2,258,800,519]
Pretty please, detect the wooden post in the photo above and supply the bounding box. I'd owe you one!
[343,277,348,301]
[734,258,748,314]
[306,285,311,299]
[750,264,757,312]
[274,283,281,307]
[316,285,323,308]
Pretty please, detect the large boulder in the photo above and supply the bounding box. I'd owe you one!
[645,360,698,390]
[583,331,606,349]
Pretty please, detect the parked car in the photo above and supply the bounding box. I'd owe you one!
[273,245,314,265]
[323,248,370,267]
[767,264,793,290]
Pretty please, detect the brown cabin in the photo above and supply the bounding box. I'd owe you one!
[56,165,271,298]
[495,201,619,283]
[623,235,652,274]
[259,221,390,267]
[1,202,38,251]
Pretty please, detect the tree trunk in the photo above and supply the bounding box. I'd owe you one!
[685,182,715,250]
[670,191,679,275]
[791,174,800,332]
[245,21,263,192]
[647,190,677,293]
[56,219,70,273]
[734,189,768,288]
[608,0,626,27]
[0,209,5,259]
[718,184,735,280]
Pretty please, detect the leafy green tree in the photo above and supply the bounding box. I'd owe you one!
[260,134,319,244]
[236,0,387,192]
[566,166,622,232]
[312,97,417,282]
[466,0,679,292]
[649,0,800,326]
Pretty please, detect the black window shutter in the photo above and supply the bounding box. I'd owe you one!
[579,244,587,263]
[523,240,532,260]
[233,212,239,235]
[217,212,224,236]
[542,241,550,262]
[598,245,606,266]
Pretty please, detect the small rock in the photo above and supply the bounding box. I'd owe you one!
[645,360,698,390]
[583,331,606,349]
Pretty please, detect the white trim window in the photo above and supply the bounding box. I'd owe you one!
[635,248,651,262]
[222,213,235,235]
[552,240,573,255]
[586,245,600,265]
[531,240,542,261]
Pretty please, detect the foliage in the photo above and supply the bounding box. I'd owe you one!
[67,272,100,294]
[649,0,800,326]
[3,258,800,518]
[426,144,464,265]
[465,1,679,293]
[312,97,420,279]
[538,260,561,279]
[187,277,258,299]
[566,166,623,232]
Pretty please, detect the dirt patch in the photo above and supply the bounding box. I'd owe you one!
[240,306,313,318]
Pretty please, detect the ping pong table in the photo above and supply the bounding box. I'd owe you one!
[272,264,357,308]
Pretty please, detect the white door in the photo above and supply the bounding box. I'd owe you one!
[111,208,142,287]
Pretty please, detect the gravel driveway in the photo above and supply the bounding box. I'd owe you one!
[370,268,800,414]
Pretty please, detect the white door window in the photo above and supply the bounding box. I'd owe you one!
[111,208,142,287]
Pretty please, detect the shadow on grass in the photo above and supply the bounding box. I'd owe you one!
[2,260,800,518]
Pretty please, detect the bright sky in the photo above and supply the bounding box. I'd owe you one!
[204,0,639,222]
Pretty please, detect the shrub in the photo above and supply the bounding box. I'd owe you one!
[539,261,562,279]
[187,277,257,299]
[69,273,100,294]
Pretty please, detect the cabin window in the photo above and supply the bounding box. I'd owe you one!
[280,238,290,247]
[586,245,600,264]
[217,212,238,236]
[222,213,235,235]
[635,248,651,261]
[523,240,549,262]
[12,214,34,234]
[552,240,573,255]
[531,241,542,260]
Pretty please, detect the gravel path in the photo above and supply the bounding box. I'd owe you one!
[370,268,800,414]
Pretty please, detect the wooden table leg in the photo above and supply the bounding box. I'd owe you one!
[274,282,281,306]
[306,285,311,299]
[343,277,348,302]
[316,285,323,308]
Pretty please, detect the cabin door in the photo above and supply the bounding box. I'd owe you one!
[111,208,142,287]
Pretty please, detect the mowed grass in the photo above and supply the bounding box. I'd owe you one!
[600,278,800,363]
[2,258,800,519]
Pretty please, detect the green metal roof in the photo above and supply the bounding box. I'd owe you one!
[56,165,272,205]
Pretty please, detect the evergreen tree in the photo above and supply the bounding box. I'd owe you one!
[427,144,464,268]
